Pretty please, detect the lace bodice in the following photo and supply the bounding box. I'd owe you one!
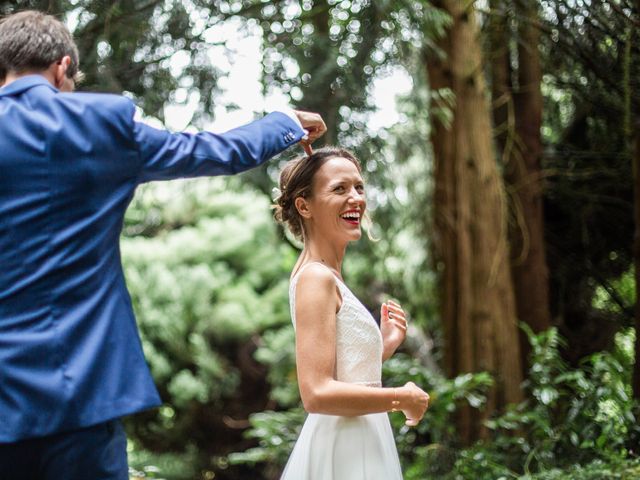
[289,263,383,387]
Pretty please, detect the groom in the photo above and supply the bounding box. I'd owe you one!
[0,10,325,480]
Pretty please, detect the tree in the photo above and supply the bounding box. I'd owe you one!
[223,0,417,146]
[426,0,523,443]
[634,116,640,399]
[535,0,639,364]
[633,0,640,401]
[488,0,551,371]
[1,0,222,123]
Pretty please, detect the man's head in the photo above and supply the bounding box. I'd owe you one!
[0,10,80,90]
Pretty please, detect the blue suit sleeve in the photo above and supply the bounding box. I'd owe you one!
[133,112,305,183]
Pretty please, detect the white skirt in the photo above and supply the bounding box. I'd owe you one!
[280,412,403,480]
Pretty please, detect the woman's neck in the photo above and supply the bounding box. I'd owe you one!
[299,239,347,275]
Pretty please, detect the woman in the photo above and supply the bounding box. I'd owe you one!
[274,147,430,479]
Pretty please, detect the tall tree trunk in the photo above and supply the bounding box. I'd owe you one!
[488,0,512,153]
[512,0,551,336]
[427,0,523,444]
[633,117,640,399]
[489,1,551,373]
[632,0,640,404]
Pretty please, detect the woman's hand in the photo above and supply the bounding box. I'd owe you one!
[381,300,408,360]
[397,382,430,427]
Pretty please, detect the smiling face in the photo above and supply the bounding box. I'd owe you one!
[296,156,366,244]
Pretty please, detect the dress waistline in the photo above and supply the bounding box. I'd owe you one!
[351,381,382,388]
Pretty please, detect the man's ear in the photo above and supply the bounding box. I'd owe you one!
[295,197,312,219]
[52,56,71,89]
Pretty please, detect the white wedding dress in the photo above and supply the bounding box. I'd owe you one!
[281,262,404,480]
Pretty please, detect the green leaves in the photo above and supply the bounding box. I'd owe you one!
[227,409,306,468]
[479,326,639,475]
[122,179,297,474]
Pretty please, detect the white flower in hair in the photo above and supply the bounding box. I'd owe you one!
[271,186,283,202]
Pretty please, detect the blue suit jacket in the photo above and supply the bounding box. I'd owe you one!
[0,75,304,442]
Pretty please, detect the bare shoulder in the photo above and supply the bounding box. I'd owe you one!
[295,263,337,294]
[294,263,341,310]
[294,263,341,327]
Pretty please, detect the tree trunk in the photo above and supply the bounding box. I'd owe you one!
[296,0,339,144]
[489,1,551,373]
[427,0,523,444]
[631,0,640,405]
[512,0,551,336]
[634,117,640,399]
[488,0,512,154]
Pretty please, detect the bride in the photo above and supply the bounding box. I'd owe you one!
[274,147,430,479]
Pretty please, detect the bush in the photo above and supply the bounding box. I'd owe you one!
[438,326,640,480]
[525,457,640,480]
[122,179,298,479]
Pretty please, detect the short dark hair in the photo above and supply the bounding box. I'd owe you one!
[0,10,79,80]
[274,147,362,240]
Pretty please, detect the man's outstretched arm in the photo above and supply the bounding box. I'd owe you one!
[134,110,325,183]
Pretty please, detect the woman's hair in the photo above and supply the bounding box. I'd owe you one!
[274,146,362,241]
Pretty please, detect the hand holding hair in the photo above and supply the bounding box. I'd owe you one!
[293,109,326,155]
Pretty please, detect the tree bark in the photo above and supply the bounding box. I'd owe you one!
[634,117,640,399]
[512,0,551,337]
[632,0,640,404]
[488,0,512,153]
[489,1,551,373]
[427,0,523,443]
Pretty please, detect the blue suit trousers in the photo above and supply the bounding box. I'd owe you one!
[0,420,128,480]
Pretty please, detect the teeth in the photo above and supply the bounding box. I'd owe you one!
[342,212,360,220]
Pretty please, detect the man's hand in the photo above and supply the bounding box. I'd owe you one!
[293,110,326,155]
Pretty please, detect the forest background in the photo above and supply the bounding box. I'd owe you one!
[2,0,640,478]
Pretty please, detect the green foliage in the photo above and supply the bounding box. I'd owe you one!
[383,355,493,443]
[536,0,639,358]
[227,409,306,469]
[592,267,636,318]
[384,355,494,478]
[122,178,297,478]
[524,457,640,480]
[425,326,640,480]
[483,326,638,473]
[254,326,299,407]
[128,439,200,480]
[2,0,223,123]
[215,0,450,157]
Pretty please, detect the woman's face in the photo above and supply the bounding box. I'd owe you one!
[303,156,366,243]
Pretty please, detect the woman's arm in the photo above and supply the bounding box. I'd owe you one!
[294,264,428,424]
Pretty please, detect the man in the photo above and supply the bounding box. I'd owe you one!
[0,10,326,480]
